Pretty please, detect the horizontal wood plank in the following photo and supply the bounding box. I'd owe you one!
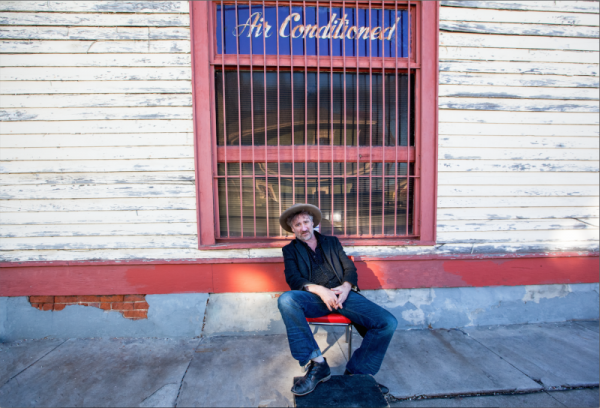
[441,1,599,14]
[0,120,194,134]
[439,160,599,173]
[0,53,191,67]
[437,207,600,221]
[0,171,195,186]
[1,146,194,161]
[0,107,193,121]
[0,235,198,250]
[440,7,599,26]
[0,40,190,54]
[440,61,599,76]
[438,219,594,232]
[446,135,600,150]
[0,184,196,200]
[0,159,195,174]
[439,32,599,51]
[579,219,600,227]
[0,247,247,262]
[1,210,197,225]
[439,136,599,149]
[0,26,190,40]
[440,72,599,88]
[438,185,599,197]
[0,133,194,148]
[439,123,599,136]
[0,12,189,27]
[440,21,599,38]
[439,97,599,113]
[0,94,192,109]
[438,172,600,185]
[439,85,599,101]
[0,80,191,94]
[439,196,600,208]
[439,110,599,125]
[473,241,600,253]
[0,67,191,81]
[0,1,189,13]
[0,223,197,238]
[440,46,599,64]
[1,40,91,53]
[437,229,599,244]
[0,197,196,212]
[89,40,190,54]
[440,148,599,161]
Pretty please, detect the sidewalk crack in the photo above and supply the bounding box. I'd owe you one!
[456,329,545,389]
[544,390,569,407]
[174,338,203,408]
[140,382,179,404]
[0,339,68,389]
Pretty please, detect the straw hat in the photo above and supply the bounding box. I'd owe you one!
[279,203,322,233]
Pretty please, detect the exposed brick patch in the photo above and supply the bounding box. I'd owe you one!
[28,295,149,319]
[124,295,145,302]
[30,296,54,303]
[134,301,150,310]
[123,310,148,320]
[99,295,123,302]
[77,295,99,303]
[55,295,77,304]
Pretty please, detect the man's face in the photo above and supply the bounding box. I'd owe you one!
[291,214,314,241]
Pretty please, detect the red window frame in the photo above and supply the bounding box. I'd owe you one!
[190,0,438,248]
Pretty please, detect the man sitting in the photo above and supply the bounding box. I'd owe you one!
[277,203,398,396]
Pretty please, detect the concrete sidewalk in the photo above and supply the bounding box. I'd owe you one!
[0,321,598,407]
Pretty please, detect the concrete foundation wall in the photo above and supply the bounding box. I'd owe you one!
[1,284,598,341]
[0,294,209,342]
[203,283,600,336]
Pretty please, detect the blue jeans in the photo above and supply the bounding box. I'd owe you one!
[277,290,398,375]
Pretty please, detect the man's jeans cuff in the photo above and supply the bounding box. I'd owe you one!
[300,348,323,366]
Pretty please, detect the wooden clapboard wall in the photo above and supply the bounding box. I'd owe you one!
[437,0,600,253]
[0,1,202,262]
[1,1,598,264]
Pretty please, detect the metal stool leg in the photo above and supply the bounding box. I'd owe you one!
[348,324,352,358]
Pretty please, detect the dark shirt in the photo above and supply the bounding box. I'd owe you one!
[298,235,340,289]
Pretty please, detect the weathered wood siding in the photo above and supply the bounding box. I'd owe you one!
[0,1,202,262]
[438,0,600,253]
[1,1,598,263]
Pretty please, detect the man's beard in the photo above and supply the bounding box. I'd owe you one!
[297,230,312,241]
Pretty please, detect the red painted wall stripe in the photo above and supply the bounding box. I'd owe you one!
[1,253,597,297]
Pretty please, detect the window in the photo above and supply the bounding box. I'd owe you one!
[190,1,438,247]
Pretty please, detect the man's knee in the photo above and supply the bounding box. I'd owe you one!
[277,291,299,312]
[383,313,398,333]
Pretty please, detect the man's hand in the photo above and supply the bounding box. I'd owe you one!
[331,282,352,309]
[306,285,340,311]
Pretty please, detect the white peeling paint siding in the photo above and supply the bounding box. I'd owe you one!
[0,1,201,262]
[437,0,600,254]
[1,1,598,263]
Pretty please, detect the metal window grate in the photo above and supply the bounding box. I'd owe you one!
[212,0,417,240]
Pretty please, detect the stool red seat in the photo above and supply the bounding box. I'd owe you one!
[306,313,353,357]
[306,314,352,325]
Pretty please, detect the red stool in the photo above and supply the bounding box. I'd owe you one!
[306,314,353,358]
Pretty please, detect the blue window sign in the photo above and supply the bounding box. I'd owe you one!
[216,5,410,58]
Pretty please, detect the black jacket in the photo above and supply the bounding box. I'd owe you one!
[282,232,359,291]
